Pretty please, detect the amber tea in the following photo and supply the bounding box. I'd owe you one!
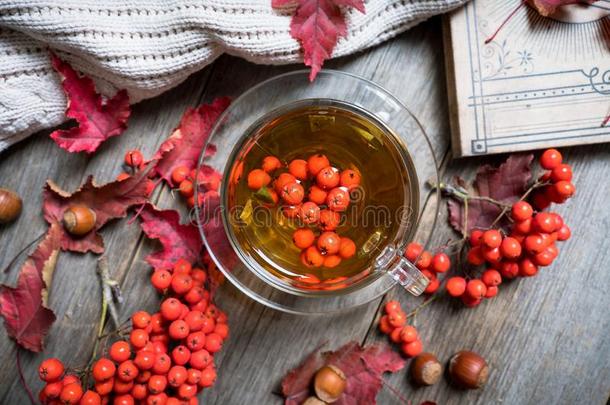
[224,100,419,291]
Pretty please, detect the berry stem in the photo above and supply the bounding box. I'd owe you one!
[489,179,547,228]
[2,231,46,273]
[406,295,438,319]
[484,1,525,44]
[16,348,36,405]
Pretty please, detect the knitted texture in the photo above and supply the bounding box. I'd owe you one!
[0,0,467,151]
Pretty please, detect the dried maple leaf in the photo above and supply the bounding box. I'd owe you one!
[0,223,62,352]
[139,204,202,271]
[43,172,151,254]
[49,53,130,153]
[527,0,597,16]
[272,0,365,81]
[282,341,405,405]
[152,97,230,187]
[447,154,534,235]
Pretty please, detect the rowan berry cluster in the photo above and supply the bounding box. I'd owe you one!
[37,258,228,405]
[246,153,360,269]
[172,165,221,209]
[379,300,424,358]
[403,243,451,295]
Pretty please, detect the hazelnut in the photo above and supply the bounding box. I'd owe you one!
[302,397,327,405]
[410,353,442,386]
[62,205,96,236]
[448,350,489,389]
[0,187,22,224]
[313,365,346,403]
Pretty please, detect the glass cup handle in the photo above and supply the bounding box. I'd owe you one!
[377,246,429,296]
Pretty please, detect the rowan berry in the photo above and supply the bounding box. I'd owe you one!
[187,368,202,385]
[190,267,207,285]
[402,339,423,357]
[339,169,361,190]
[160,298,182,321]
[292,228,315,250]
[378,315,393,334]
[482,229,502,248]
[319,209,341,231]
[204,333,223,353]
[130,383,147,400]
[554,181,575,198]
[94,379,113,396]
[113,378,134,394]
[514,218,532,234]
[131,310,151,329]
[288,159,308,180]
[540,148,562,169]
[147,393,169,405]
[384,300,401,314]
[532,191,551,210]
[317,231,341,255]
[39,358,64,382]
[550,163,572,182]
[388,310,407,328]
[199,367,217,388]
[282,204,301,219]
[189,349,212,370]
[307,185,327,205]
[524,234,546,254]
[172,166,190,184]
[481,269,502,287]
[171,345,191,366]
[190,299,209,313]
[390,327,404,343]
[150,313,165,334]
[306,154,330,176]
[92,358,116,381]
[261,156,282,173]
[400,325,418,343]
[404,242,423,262]
[274,173,297,192]
[303,246,324,267]
[117,360,139,382]
[247,169,271,190]
[173,259,192,274]
[533,249,555,267]
[179,179,194,198]
[424,277,440,294]
[151,269,172,290]
[59,382,83,404]
[500,237,522,259]
[519,258,538,277]
[445,277,467,297]
[466,246,485,265]
[79,390,101,405]
[124,150,144,168]
[484,286,499,298]
[326,187,350,211]
[200,315,216,334]
[43,381,63,399]
[152,353,171,375]
[186,331,206,351]
[129,329,149,349]
[461,294,482,308]
[171,273,194,295]
[316,166,340,189]
[135,370,151,384]
[323,254,342,268]
[431,252,451,273]
[300,201,320,224]
[134,351,156,371]
[533,212,556,233]
[281,182,305,205]
[557,224,571,241]
[511,201,533,221]
[178,383,197,399]
[499,261,519,279]
[466,279,487,299]
[113,393,135,405]
[338,237,356,259]
[415,251,432,269]
[184,286,206,305]
[469,229,484,246]
[482,246,501,262]
[147,375,167,394]
[184,310,205,332]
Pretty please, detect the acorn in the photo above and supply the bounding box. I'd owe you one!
[0,187,22,224]
[313,365,346,403]
[448,350,489,389]
[410,352,442,386]
[62,205,96,236]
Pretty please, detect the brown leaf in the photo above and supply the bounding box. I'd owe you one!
[282,341,405,405]
[448,154,534,234]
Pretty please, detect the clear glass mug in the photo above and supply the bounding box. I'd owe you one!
[195,70,440,314]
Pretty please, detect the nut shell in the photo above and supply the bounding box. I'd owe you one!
[448,350,489,389]
[313,365,346,403]
[0,187,22,224]
[410,352,442,386]
[62,205,97,236]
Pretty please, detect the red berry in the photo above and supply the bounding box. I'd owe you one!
[187,368,202,385]
[424,277,440,294]
[481,269,502,287]
[171,273,194,295]
[400,325,418,343]
[532,191,551,210]
[317,231,341,255]
[500,261,519,279]
[300,201,320,224]
[511,201,533,221]
[431,252,451,273]
[171,345,191,366]
[174,259,192,274]
[246,169,271,190]
[113,394,135,405]
[384,300,401,314]
[151,269,172,290]
[160,298,182,321]
[130,384,147,400]
[171,166,190,184]
[461,294,482,308]
[189,349,212,370]
[147,393,169,405]
[117,360,139,382]
[152,353,171,375]
[519,258,538,277]
[169,320,190,340]
[59,382,83,404]
[554,181,575,198]
[184,286,206,305]
[316,166,340,189]
[134,351,156,371]
[466,246,485,266]
[214,323,230,339]
[319,209,341,231]
[43,381,63,399]
[200,315,216,334]
[148,375,168,394]
[124,149,144,168]
[388,311,407,328]
[378,315,393,334]
[557,224,571,241]
[282,204,302,219]
[500,237,522,259]
[404,242,423,262]
[281,182,305,205]
[550,164,572,182]
[466,279,487,299]
[339,169,361,190]
[326,187,350,212]
[150,313,165,334]
[261,156,282,173]
[179,179,194,198]
[39,358,64,382]
[469,229,484,246]
[533,247,555,267]
[482,229,502,248]
[323,254,342,268]
[199,367,217,388]
[540,148,562,170]
[92,358,116,381]
[445,277,467,297]
[204,333,223,353]
[338,237,356,259]
[533,212,556,233]
[514,218,532,234]
[184,311,206,332]
[389,327,403,343]
[168,366,188,387]
[80,390,101,405]
[303,246,324,267]
[484,285,499,298]
[482,246,501,262]
[129,329,149,349]
[132,310,151,329]
[415,251,432,269]
[524,234,546,254]
[308,185,328,205]
[401,340,423,357]
[292,228,315,249]
[307,154,330,176]
[288,159,309,180]
[94,379,113,396]
[274,173,297,193]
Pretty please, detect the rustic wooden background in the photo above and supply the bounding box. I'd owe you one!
[1,17,609,405]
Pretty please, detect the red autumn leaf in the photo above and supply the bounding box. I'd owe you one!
[272,0,365,81]
[527,0,597,16]
[139,204,203,271]
[448,154,534,235]
[152,97,230,187]
[43,171,151,254]
[0,223,62,352]
[282,341,405,405]
[49,53,130,153]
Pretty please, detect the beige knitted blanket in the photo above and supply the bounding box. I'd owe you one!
[0,0,467,151]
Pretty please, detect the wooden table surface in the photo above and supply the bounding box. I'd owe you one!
[1,17,609,405]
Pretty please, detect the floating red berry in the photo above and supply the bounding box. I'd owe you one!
[261,155,282,173]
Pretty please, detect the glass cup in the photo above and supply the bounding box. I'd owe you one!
[195,70,440,314]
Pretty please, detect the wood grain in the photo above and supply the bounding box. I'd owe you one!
[1,17,609,405]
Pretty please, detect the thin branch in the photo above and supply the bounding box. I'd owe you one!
[3,232,46,273]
